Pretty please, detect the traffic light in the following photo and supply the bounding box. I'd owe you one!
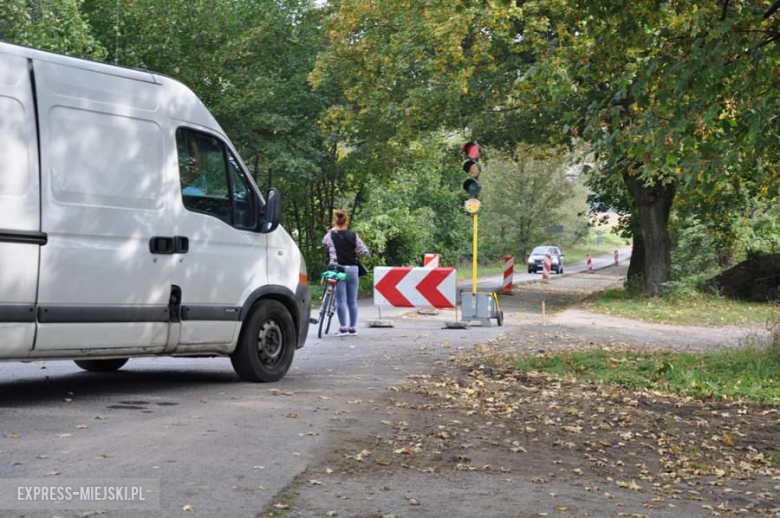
[462,142,481,197]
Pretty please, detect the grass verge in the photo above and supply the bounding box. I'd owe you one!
[513,344,780,404]
[455,263,504,282]
[586,288,778,326]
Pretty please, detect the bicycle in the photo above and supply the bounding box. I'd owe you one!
[313,266,347,339]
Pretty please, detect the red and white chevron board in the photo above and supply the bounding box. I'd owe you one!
[374,267,456,308]
[423,253,440,268]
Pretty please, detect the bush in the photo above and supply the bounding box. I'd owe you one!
[669,216,720,280]
[661,274,712,300]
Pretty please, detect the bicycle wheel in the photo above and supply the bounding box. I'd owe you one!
[318,290,332,339]
[325,296,335,335]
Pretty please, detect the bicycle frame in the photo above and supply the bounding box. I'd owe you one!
[317,270,347,338]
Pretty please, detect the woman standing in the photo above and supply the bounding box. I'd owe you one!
[322,209,369,336]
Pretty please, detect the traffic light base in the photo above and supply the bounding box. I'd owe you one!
[460,292,503,327]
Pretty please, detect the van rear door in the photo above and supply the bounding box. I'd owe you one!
[0,51,41,359]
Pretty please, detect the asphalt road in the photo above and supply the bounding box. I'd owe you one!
[0,249,629,517]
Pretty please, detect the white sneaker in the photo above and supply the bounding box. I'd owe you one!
[348,328,358,336]
[333,329,348,337]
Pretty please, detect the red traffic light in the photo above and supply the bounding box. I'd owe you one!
[462,142,481,160]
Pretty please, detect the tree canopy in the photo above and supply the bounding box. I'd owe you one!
[313,0,779,294]
[2,0,777,293]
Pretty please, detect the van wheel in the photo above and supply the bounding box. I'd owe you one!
[231,300,295,382]
[74,359,128,372]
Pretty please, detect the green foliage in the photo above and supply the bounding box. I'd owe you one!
[514,346,780,404]
[3,0,776,285]
[479,146,589,260]
[353,135,469,268]
[739,204,780,260]
[1,0,106,59]
[669,216,720,280]
[669,199,780,283]
[314,0,779,296]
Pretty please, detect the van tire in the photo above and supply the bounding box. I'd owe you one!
[231,300,295,382]
[74,358,128,372]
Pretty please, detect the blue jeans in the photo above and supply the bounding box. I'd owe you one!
[335,265,359,329]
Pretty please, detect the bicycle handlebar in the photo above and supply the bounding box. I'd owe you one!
[321,270,347,282]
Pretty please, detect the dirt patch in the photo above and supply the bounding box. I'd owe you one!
[279,355,779,517]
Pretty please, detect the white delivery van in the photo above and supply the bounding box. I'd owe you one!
[0,41,311,382]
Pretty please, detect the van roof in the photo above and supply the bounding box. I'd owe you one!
[0,39,226,139]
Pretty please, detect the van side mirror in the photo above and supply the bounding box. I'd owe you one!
[258,187,281,233]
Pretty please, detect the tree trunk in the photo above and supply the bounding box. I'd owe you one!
[626,215,644,290]
[623,172,676,297]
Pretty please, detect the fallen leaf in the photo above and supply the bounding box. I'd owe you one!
[56,433,72,438]
[5,433,21,439]
[393,447,416,455]
[273,503,289,510]
[182,504,194,512]
[617,480,643,491]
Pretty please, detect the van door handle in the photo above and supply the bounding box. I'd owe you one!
[149,236,174,254]
[174,236,189,254]
[150,236,188,254]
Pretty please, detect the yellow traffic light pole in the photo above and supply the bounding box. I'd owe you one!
[472,212,478,293]
[459,141,502,327]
